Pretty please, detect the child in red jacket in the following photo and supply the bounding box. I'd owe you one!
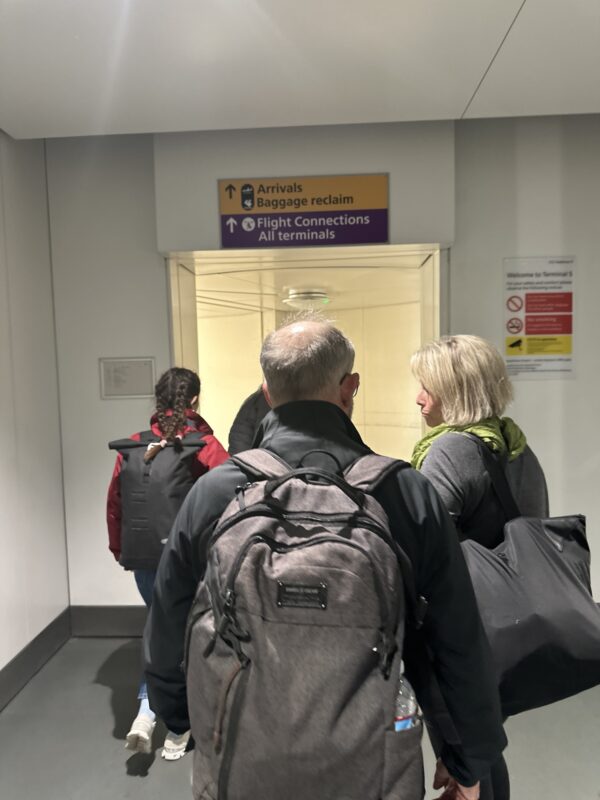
[107,367,228,760]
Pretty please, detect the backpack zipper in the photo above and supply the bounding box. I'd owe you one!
[216,530,393,670]
[217,664,251,800]
[213,660,245,754]
[212,504,395,548]
[183,571,228,670]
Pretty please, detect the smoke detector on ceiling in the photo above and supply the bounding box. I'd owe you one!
[282,288,331,310]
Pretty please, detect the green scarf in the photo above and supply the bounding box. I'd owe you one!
[411,416,527,471]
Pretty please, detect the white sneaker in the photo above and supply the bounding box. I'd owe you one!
[125,713,156,754]
[161,729,190,761]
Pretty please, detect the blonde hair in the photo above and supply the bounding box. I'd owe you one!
[410,335,513,425]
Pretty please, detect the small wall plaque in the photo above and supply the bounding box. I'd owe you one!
[99,357,156,399]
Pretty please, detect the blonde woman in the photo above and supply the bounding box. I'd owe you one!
[411,334,548,800]
[411,334,548,547]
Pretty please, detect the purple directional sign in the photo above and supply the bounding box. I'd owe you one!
[220,209,388,248]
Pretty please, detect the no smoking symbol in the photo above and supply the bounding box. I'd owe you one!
[507,317,523,334]
[507,295,523,312]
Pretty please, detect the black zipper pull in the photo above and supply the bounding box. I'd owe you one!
[223,589,235,615]
[234,482,253,510]
[204,594,236,658]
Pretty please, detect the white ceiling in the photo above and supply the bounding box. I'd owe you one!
[1,0,599,140]
[182,243,435,317]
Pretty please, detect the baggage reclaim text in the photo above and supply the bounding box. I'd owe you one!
[256,193,354,209]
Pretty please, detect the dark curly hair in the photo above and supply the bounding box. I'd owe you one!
[144,368,200,461]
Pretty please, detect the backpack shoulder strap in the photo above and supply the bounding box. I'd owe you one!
[464,433,521,521]
[346,453,457,743]
[345,453,427,629]
[343,453,411,492]
[345,452,444,726]
[231,448,291,479]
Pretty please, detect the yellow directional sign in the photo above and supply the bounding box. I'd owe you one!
[219,174,388,215]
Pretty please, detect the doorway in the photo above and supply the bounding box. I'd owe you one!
[168,243,442,461]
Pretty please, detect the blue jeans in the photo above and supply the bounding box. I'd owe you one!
[134,569,157,701]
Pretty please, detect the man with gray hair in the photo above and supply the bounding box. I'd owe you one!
[145,317,505,799]
[260,318,358,406]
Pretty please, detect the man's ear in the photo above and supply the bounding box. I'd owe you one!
[339,372,360,410]
[262,382,273,408]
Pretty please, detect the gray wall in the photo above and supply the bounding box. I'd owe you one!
[0,133,68,669]
[453,115,600,595]
[46,135,170,606]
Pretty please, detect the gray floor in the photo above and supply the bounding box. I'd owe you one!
[0,638,598,799]
[0,638,192,800]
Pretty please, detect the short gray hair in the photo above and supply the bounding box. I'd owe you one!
[260,316,355,406]
[411,335,513,425]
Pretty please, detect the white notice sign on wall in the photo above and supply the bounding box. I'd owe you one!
[99,357,156,399]
[503,257,575,379]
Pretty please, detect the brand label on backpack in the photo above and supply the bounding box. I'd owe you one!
[276,581,328,609]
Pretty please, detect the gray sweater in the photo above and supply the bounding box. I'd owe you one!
[420,432,549,548]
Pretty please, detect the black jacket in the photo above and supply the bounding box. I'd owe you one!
[227,386,270,455]
[144,401,506,785]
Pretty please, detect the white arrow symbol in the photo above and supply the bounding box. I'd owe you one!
[226,217,238,233]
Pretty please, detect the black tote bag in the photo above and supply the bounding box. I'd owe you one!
[461,440,600,716]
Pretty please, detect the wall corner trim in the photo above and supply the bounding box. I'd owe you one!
[0,605,147,712]
[69,605,147,638]
[0,609,70,713]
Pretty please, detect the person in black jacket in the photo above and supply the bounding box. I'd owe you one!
[144,318,506,799]
[227,385,270,454]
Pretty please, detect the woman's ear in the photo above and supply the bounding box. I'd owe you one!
[190,395,199,410]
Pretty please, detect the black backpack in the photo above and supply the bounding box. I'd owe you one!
[184,449,425,800]
[109,431,206,570]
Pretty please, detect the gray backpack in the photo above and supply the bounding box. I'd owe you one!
[185,450,424,800]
